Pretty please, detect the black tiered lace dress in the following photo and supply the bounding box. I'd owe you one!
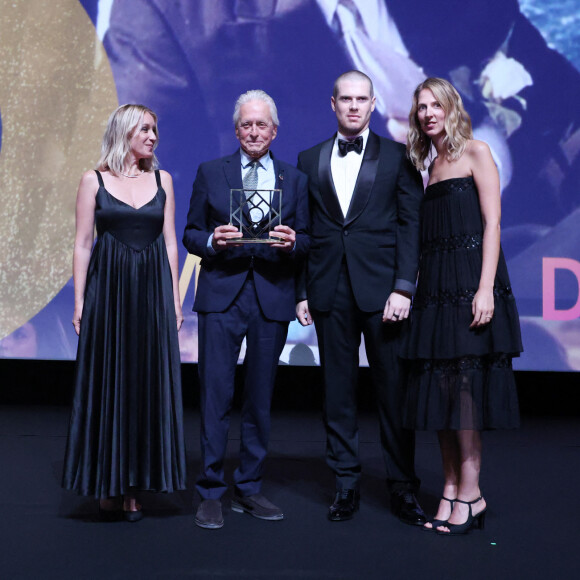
[62,170,186,498]
[402,177,522,431]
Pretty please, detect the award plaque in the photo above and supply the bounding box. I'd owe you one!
[227,188,283,244]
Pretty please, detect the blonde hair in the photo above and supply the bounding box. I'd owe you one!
[96,104,159,175]
[407,78,472,171]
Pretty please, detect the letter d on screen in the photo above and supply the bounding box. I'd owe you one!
[543,258,580,320]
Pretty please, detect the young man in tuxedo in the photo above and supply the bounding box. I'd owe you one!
[296,71,425,524]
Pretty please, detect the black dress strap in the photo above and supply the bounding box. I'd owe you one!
[154,170,161,188]
[94,170,105,187]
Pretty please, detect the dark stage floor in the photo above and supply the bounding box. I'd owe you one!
[1,406,578,579]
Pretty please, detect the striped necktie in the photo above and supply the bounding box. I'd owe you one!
[243,160,262,224]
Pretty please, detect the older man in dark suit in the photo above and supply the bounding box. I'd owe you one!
[297,70,424,524]
[183,90,309,529]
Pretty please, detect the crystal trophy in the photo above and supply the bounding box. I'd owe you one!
[227,188,284,243]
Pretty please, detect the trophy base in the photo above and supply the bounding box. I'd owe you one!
[225,237,284,244]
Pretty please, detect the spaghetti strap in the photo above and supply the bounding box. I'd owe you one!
[94,170,104,187]
[155,169,161,188]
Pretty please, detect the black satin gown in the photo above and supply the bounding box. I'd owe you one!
[402,177,523,431]
[62,170,186,498]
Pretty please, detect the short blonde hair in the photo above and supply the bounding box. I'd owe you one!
[96,104,159,175]
[407,78,472,171]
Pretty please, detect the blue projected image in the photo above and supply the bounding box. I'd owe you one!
[520,0,580,72]
[2,0,580,371]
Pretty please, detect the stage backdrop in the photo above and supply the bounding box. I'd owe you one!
[1,0,580,370]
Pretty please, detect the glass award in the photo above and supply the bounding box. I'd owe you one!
[227,188,284,244]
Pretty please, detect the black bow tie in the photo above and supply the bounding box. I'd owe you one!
[338,136,363,156]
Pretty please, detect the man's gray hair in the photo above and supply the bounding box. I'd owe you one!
[233,90,280,127]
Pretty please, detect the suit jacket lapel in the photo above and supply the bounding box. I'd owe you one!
[318,136,344,224]
[224,150,243,189]
[344,131,380,226]
[223,150,248,225]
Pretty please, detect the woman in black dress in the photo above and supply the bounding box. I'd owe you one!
[403,78,522,535]
[62,104,187,521]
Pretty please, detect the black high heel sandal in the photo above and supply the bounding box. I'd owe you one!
[436,496,486,536]
[422,496,455,532]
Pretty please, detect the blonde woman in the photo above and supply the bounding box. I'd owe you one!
[62,105,186,521]
[403,78,522,535]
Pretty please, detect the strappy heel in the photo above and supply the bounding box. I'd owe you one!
[436,496,486,535]
[422,496,455,532]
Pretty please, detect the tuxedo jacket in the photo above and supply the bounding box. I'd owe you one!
[182,150,309,322]
[297,131,422,313]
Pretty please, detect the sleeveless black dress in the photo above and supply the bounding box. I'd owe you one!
[402,177,522,431]
[62,170,186,498]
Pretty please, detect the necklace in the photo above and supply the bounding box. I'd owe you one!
[120,169,144,178]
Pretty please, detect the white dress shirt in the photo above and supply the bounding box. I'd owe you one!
[331,128,369,217]
[240,149,276,191]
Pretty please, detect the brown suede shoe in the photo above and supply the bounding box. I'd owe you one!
[195,499,224,529]
[231,493,284,520]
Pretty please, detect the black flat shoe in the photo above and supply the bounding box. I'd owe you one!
[391,491,426,526]
[422,496,455,532]
[437,496,486,536]
[328,489,359,521]
[123,509,144,523]
[122,495,144,523]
